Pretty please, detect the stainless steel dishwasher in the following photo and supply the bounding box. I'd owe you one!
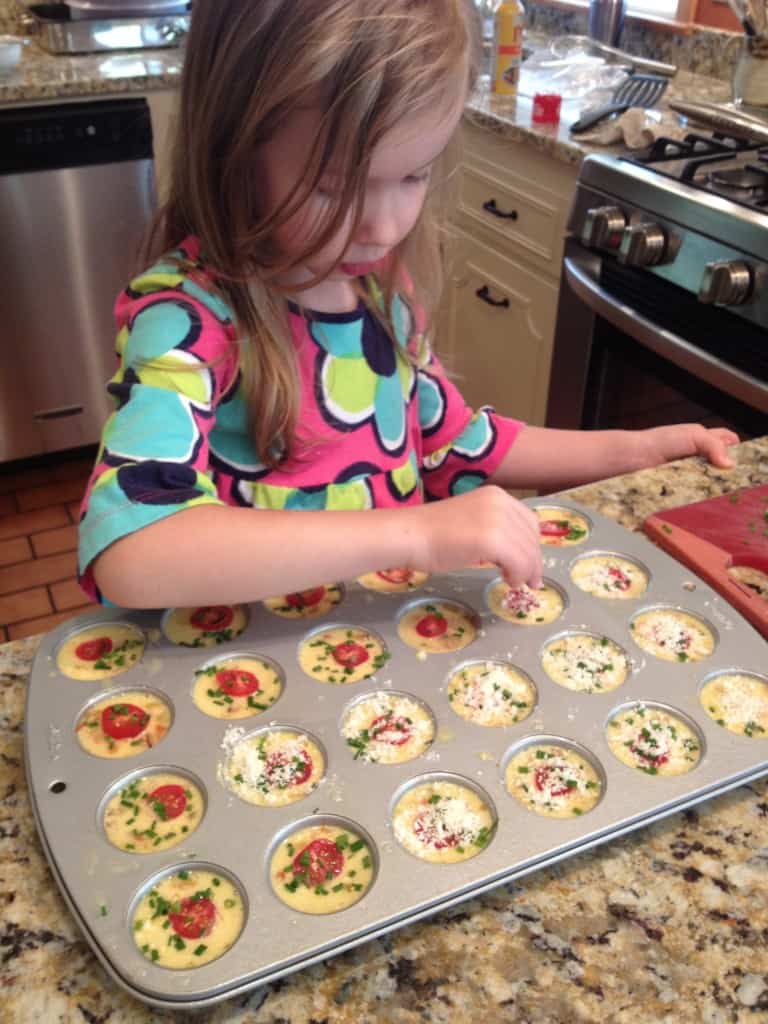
[0,98,156,462]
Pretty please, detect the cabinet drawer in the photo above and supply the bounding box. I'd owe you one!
[459,161,566,270]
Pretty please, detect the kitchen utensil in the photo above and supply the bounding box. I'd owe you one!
[644,484,768,640]
[588,0,625,48]
[668,98,768,142]
[25,499,768,1009]
[550,35,677,78]
[570,73,669,133]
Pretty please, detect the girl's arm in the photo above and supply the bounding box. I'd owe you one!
[489,424,739,493]
[93,485,543,607]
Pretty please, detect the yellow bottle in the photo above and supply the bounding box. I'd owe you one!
[492,0,525,102]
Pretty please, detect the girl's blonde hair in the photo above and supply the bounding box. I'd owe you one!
[152,0,479,467]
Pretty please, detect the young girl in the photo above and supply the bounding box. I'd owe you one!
[79,0,736,609]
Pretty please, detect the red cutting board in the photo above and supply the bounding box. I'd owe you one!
[644,484,768,640]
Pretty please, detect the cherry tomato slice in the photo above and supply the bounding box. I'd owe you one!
[607,567,631,591]
[415,613,447,638]
[75,636,113,662]
[534,764,572,798]
[101,703,149,740]
[539,519,571,538]
[292,837,344,887]
[285,587,326,608]
[215,668,260,697]
[190,606,234,630]
[369,714,412,746]
[169,896,216,939]
[265,750,313,786]
[147,783,188,820]
[376,568,413,585]
[332,641,370,667]
[413,814,459,849]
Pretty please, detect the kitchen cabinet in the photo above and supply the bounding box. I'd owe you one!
[439,118,578,426]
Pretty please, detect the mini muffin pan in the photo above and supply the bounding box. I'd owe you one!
[24,499,768,1008]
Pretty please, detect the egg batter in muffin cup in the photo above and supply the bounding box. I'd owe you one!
[570,552,649,600]
[630,607,716,663]
[700,670,768,738]
[263,583,344,619]
[535,506,591,546]
[101,767,205,854]
[192,652,283,720]
[541,632,629,694]
[357,568,429,593]
[299,625,389,684]
[341,690,436,763]
[56,622,145,681]
[397,599,479,654]
[76,688,172,758]
[503,737,604,818]
[485,578,565,625]
[391,774,496,864]
[606,701,704,776]
[446,659,537,727]
[130,863,245,969]
[268,816,377,914]
[221,726,325,807]
[162,604,248,648]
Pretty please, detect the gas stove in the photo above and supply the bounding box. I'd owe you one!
[630,132,768,214]
[573,135,768,331]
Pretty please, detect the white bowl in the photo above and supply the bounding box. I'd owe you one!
[0,35,26,74]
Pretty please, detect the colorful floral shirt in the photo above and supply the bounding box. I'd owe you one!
[78,237,523,601]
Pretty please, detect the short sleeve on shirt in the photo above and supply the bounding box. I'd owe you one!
[77,266,239,601]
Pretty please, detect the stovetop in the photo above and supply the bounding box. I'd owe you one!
[626,133,768,214]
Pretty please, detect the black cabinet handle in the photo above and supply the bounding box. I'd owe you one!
[475,285,510,308]
[482,198,518,220]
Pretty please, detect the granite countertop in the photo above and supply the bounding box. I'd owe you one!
[0,34,731,167]
[2,438,767,1022]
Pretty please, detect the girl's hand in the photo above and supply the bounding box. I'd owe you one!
[640,424,740,470]
[410,486,543,590]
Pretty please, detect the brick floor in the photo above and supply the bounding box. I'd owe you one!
[0,450,97,642]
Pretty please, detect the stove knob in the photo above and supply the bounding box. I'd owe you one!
[617,223,667,267]
[581,206,626,250]
[698,260,753,306]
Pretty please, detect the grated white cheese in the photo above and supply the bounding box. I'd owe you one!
[632,610,714,662]
[341,693,434,763]
[542,635,627,693]
[448,662,533,725]
[225,731,319,805]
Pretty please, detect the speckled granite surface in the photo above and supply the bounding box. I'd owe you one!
[0,26,732,168]
[1,438,767,1023]
[526,1,745,82]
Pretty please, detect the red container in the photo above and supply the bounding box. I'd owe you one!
[532,93,562,125]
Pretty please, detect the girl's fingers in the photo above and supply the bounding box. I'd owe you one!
[699,428,737,468]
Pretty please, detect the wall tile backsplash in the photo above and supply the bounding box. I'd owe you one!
[526,1,743,81]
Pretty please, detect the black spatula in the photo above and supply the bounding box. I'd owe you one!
[570,74,669,134]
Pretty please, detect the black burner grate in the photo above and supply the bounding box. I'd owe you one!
[624,133,768,212]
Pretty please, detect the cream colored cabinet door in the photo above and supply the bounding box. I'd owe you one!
[438,228,558,426]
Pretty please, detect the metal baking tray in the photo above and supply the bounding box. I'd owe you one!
[24,498,768,1009]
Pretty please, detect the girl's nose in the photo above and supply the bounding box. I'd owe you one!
[356,194,402,249]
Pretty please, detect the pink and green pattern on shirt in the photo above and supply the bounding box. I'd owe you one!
[77,237,523,602]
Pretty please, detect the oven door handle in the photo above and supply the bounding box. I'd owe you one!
[564,256,768,414]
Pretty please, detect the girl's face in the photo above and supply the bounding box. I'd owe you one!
[260,87,465,309]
